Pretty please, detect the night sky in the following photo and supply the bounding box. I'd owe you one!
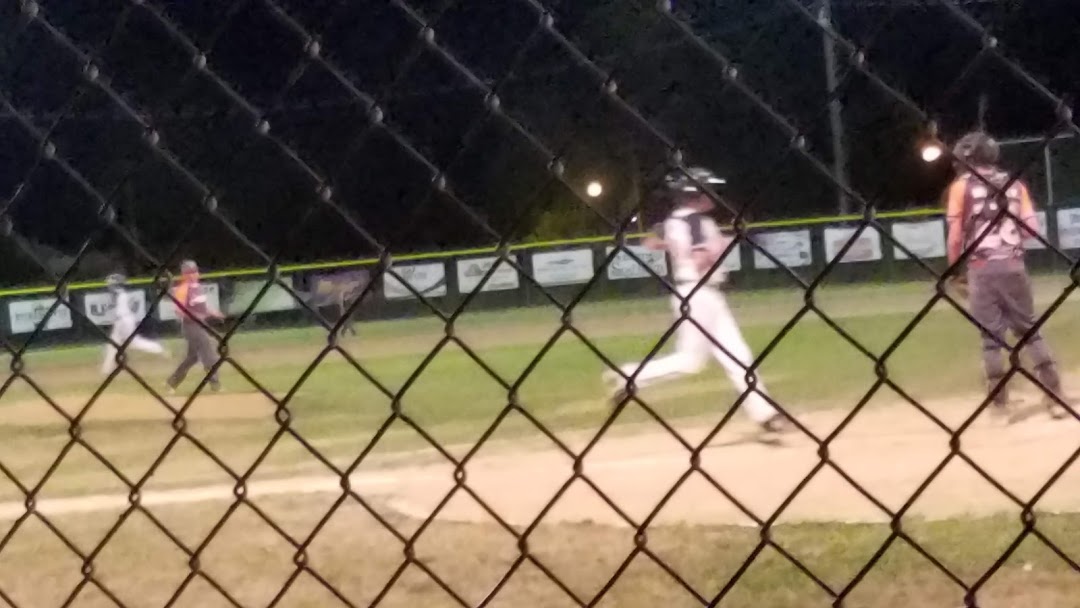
[0,0,1078,284]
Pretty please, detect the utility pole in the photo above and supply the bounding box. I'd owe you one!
[819,0,850,215]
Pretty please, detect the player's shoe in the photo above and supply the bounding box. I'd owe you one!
[602,370,629,407]
[760,413,794,437]
[1046,395,1072,420]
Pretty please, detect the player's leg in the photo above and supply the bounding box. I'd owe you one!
[1000,269,1067,416]
[101,342,118,375]
[101,320,130,375]
[700,288,781,426]
[191,325,222,390]
[129,334,166,356]
[166,326,200,390]
[968,267,1011,409]
[604,288,709,400]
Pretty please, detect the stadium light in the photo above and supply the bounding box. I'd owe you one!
[586,181,603,198]
[920,141,944,163]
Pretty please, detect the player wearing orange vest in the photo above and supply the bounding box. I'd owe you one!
[165,259,224,393]
[945,132,1068,420]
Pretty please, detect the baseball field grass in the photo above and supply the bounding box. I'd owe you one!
[0,278,1077,606]
[1,276,1078,498]
[0,493,1077,607]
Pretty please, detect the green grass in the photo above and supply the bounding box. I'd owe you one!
[0,493,1075,607]
[0,277,1077,497]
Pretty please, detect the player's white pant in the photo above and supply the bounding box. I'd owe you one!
[102,318,166,374]
[618,283,778,424]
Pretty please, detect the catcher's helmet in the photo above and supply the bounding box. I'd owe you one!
[952,131,1000,166]
[663,166,726,194]
[106,273,126,291]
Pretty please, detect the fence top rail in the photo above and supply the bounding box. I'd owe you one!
[0,207,943,298]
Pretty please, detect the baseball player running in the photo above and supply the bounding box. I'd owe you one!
[945,132,1068,419]
[165,260,224,393]
[101,273,168,375]
[603,167,792,436]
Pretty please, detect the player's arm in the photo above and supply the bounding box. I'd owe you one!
[643,222,666,251]
[945,179,966,266]
[1018,183,1040,241]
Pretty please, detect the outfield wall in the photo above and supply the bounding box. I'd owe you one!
[4,206,1080,347]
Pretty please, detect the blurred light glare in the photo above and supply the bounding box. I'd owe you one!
[921,143,944,163]
[586,181,603,197]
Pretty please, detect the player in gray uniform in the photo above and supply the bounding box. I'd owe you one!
[945,132,1068,419]
[101,273,168,374]
[604,167,792,435]
[165,260,224,393]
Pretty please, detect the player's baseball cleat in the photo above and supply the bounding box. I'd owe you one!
[602,370,629,406]
[760,413,794,435]
[1046,396,1072,420]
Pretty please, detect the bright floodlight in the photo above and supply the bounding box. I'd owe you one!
[921,143,944,163]
[586,181,603,198]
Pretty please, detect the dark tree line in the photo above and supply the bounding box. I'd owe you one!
[0,0,1077,285]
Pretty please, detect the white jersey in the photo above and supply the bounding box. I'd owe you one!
[112,289,137,325]
[660,207,728,285]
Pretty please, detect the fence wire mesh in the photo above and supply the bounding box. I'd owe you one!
[0,0,1078,606]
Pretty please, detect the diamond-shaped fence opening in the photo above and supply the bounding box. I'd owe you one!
[0,0,1079,605]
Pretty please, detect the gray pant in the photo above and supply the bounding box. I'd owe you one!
[968,261,1061,404]
[167,321,220,389]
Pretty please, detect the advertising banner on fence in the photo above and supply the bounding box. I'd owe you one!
[752,229,812,269]
[9,298,73,334]
[1023,211,1049,250]
[227,279,299,316]
[158,282,221,321]
[720,242,742,273]
[384,262,448,300]
[1057,208,1080,250]
[824,226,882,263]
[305,269,371,308]
[532,249,594,286]
[457,256,520,293]
[84,290,148,325]
[605,245,668,281]
[892,220,945,260]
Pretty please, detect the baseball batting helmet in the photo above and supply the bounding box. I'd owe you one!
[952,131,1000,166]
[106,273,126,291]
[663,166,726,193]
[180,259,199,274]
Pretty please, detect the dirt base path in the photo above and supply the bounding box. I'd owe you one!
[1,396,1077,528]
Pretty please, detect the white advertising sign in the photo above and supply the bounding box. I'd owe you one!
[1057,208,1080,250]
[605,245,668,281]
[228,280,298,315]
[892,220,946,260]
[824,226,882,263]
[84,290,148,326]
[9,298,73,334]
[158,282,221,321]
[719,242,742,272]
[384,262,448,300]
[456,256,520,293]
[752,230,812,269]
[532,249,594,286]
[1022,211,1049,250]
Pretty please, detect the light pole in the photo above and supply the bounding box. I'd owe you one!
[819,0,850,215]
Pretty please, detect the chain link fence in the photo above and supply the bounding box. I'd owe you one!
[0,0,1078,606]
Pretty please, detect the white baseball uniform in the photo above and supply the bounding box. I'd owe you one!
[102,288,166,374]
[614,207,778,423]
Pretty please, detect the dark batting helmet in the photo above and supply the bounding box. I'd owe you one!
[663,166,726,194]
[106,273,126,291]
[952,131,1000,166]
